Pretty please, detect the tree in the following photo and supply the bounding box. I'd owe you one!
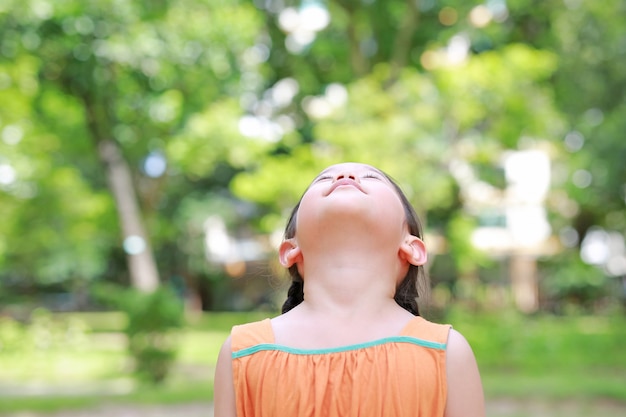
[229,0,624,311]
[229,3,563,238]
[1,0,623,312]
[0,0,266,297]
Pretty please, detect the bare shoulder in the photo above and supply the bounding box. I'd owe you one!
[214,336,237,417]
[444,328,485,417]
[446,328,476,360]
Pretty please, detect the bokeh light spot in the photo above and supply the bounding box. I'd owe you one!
[123,235,146,255]
[439,7,458,26]
[469,5,492,27]
[2,125,23,145]
[564,131,584,152]
[143,152,167,178]
[572,169,592,188]
[0,163,16,185]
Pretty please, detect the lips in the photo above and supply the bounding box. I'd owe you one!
[326,178,365,195]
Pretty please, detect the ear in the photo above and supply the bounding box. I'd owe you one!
[399,235,428,266]
[279,239,303,267]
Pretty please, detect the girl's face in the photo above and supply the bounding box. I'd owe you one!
[295,162,408,241]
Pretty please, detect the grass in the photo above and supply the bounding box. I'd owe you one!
[0,326,224,415]
[1,309,625,414]
[482,369,626,400]
[0,380,214,414]
[1,396,100,414]
[0,311,249,414]
[445,307,626,402]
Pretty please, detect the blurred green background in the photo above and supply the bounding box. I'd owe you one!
[0,0,625,415]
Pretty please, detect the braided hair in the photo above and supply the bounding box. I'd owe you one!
[281,200,304,313]
[280,172,427,316]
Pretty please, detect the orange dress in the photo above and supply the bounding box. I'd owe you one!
[230,316,451,417]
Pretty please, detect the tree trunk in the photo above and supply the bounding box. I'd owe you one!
[386,0,420,86]
[98,140,160,292]
[509,254,539,313]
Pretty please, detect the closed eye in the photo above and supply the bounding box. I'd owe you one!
[362,172,384,180]
[314,175,333,182]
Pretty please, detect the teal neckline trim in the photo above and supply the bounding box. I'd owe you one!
[232,336,446,359]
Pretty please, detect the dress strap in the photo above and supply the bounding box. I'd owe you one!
[231,318,275,352]
[401,316,451,345]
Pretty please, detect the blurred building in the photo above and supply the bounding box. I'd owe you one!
[454,149,559,312]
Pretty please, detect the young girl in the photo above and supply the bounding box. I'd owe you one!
[215,162,484,417]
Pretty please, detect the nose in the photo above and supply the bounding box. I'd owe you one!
[334,172,359,183]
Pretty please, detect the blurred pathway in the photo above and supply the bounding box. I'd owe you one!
[2,403,212,417]
[486,398,626,417]
[3,398,626,417]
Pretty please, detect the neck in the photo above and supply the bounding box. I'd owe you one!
[293,218,409,316]
[299,248,400,317]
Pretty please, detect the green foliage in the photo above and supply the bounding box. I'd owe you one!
[0,315,25,354]
[539,253,613,312]
[446,214,491,275]
[434,44,564,147]
[0,308,90,355]
[94,285,184,384]
[0,0,266,293]
[55,311,128,332]
[125,289,183,384]
[449,308,626,370]
[447,308,626,401]
[188,310,273,332]
[230,146,327,214]
[166,98,273,179]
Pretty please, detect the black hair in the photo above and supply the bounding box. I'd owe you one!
[280,171,427,316]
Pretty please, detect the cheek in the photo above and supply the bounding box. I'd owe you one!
[293,193,321,237]
[379,192,408,230]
